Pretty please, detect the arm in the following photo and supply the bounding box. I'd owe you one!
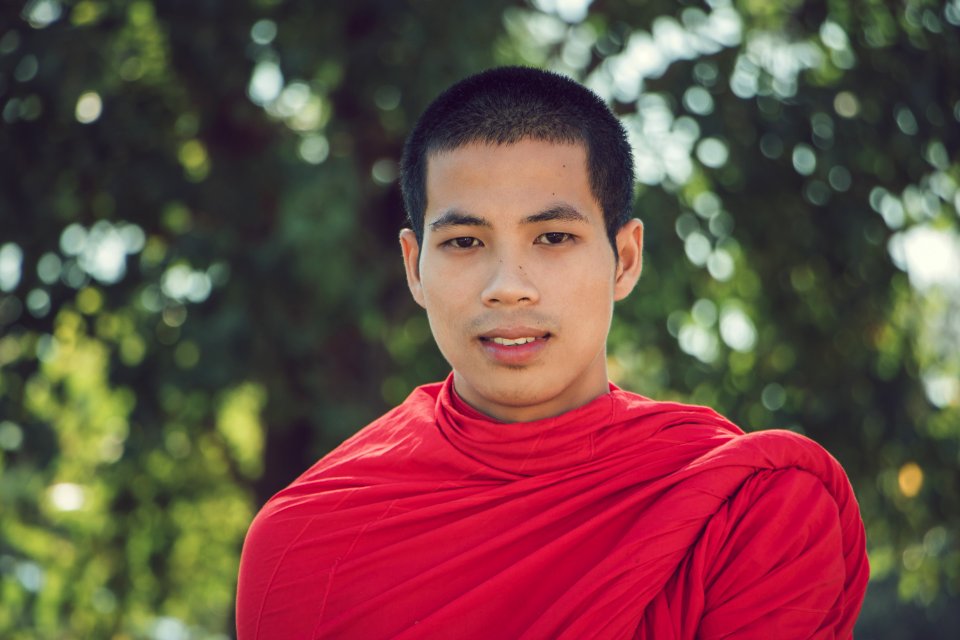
[696,468,862,639]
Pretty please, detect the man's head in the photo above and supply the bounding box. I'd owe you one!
[400,67,635,252]
[398,68,643,423]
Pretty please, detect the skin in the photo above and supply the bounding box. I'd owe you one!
[400,139,643,423]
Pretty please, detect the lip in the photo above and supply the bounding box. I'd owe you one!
[478,327,551,366]
[479,326,551,341]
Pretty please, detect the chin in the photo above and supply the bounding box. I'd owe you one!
[476,376,564,409]
[484,385,548,408]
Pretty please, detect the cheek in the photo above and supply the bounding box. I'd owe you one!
[420,255,486,305]
[420,273,468,330]
[548,255,615,302]
[550,271,615,333]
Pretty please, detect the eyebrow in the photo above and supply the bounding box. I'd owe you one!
[427,203,589,232]
[428,209,492,231]
[521,203,589,225]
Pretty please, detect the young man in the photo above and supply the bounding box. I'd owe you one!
[236,67,868,639]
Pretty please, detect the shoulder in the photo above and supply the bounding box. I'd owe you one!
[611,387,856,499]
[685,428,869,637]
[603,390,745,465]
[677,424,864,533]
[299,380,443,472]
[249,381,445,521]
[709,428,858,501]
[611,388,744,439]
[702,466,847,578]
[694,464,868,638]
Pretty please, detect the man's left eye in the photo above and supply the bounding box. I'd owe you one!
[536,232,573,245]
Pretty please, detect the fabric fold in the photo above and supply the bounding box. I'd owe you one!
[237,374,868,639]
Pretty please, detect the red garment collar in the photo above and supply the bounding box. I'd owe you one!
[433,373,663,477]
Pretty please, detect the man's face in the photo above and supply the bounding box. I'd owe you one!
[400,139,643,422]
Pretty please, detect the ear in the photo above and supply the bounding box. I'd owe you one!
[399,228,426,308]
[613,218,643,301]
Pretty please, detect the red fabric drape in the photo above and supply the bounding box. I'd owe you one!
[237,375,868,639]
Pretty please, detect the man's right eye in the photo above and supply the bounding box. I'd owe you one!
[445,237,482,249]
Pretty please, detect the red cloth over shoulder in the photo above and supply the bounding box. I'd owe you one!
[237,375,868,639]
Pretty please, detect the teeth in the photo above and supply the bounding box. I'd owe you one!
[491,336,538,346]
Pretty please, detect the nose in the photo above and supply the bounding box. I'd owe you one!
[481,256,540,307]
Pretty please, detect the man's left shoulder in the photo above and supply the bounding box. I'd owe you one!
[724,427,850,481]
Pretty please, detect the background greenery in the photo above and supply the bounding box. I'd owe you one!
[1,0,958,637]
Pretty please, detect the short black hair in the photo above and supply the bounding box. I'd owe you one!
[399,66,635,252]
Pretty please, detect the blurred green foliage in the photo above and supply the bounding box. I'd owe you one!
[1,0,958,637]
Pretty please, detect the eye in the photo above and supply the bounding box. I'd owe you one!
[444,236,483,249]
[535,232,573,245]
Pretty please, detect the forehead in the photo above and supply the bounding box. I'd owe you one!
[423,140,600,226]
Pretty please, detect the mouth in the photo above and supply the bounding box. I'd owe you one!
[477,329,551,365]
[482,335,549,346]
[478,327,552,344]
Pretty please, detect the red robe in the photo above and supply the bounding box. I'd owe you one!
[237,375,869,639]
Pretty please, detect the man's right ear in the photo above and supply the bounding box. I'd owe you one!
[399,229,426,308]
